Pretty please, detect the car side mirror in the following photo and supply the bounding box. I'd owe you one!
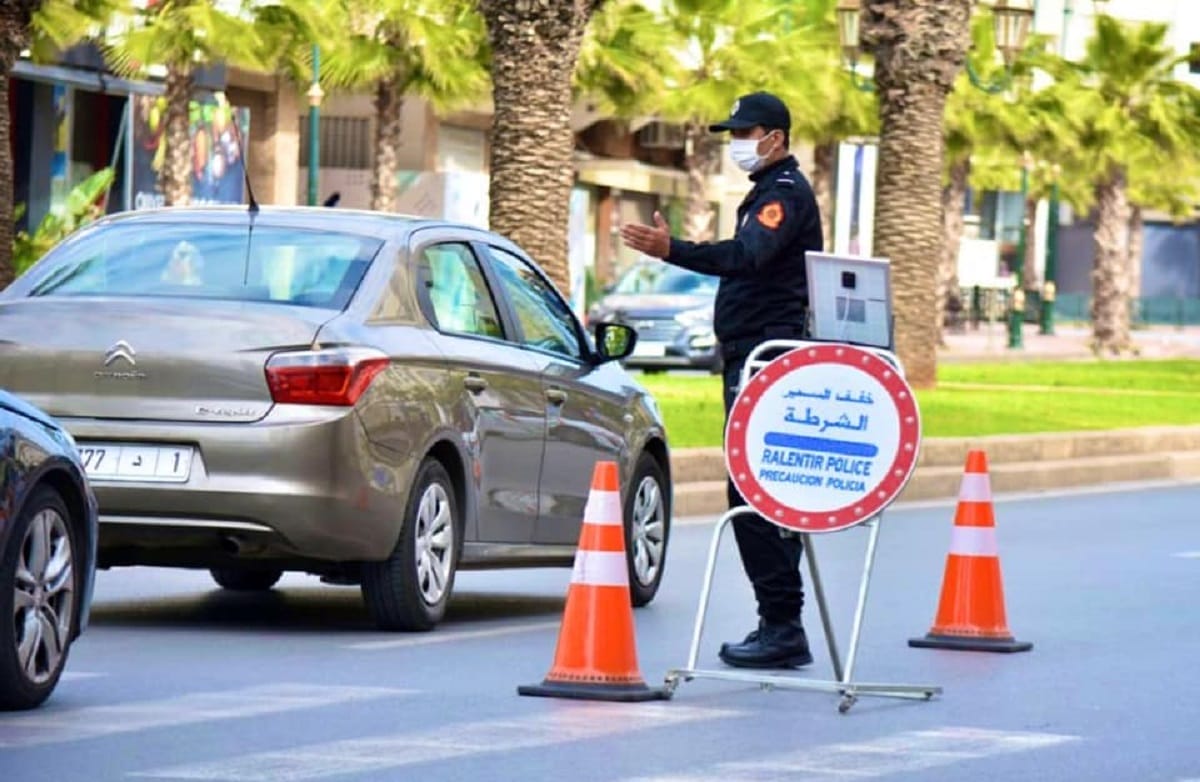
[593,322,637,363]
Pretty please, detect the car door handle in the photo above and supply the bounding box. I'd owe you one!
[546,388,568,405]
[464,375,488,393]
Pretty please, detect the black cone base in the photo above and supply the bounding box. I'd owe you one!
[908,633,1033,653]
[518,678,670,702]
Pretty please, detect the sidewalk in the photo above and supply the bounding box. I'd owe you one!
[939,323,1200,362]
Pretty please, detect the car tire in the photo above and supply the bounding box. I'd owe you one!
[624,452,670,608]
[0,487,80,711]
[209,568,283,592]
[361,458,460,632]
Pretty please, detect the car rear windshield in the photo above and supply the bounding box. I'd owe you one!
[24,222,383,310]
[614,264,718,295]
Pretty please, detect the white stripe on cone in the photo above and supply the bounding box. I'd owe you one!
[949,525,999,557]
[958,473,992,503]
[583,490,623,527]
[571,550,629,587]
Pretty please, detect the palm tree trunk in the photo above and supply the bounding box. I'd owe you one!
[812,140,836,252]
[1128,204,1143,326]
[1,6,36,289]
[938,156,969,344]
[864,0,971,388]
[1091,169,1132,354]
[370,76,403,212]
[160,61,195,207]
[479,0,598,297]
[683,122,720,242]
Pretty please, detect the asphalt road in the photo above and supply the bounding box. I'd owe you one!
[3,482,1199,782]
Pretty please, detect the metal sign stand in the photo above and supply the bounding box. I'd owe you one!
[663,340,942,713]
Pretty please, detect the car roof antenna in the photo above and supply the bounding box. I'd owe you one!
[228,108,259,214]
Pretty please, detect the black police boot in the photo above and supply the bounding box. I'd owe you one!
[718,619,813,669]
[718,620,764,656]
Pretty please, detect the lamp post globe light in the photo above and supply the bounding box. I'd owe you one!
[835,0,1041,371]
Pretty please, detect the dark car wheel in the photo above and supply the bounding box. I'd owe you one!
[209,568,283,592]
[361,458,460,632]
[0,487,79,711]
[625,452,670,608]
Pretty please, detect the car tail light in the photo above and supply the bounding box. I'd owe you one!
[265,348,389,406]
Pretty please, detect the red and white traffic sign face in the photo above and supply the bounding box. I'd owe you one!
[725,344,921,533]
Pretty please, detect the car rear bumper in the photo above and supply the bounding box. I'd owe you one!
[59,405,410,566]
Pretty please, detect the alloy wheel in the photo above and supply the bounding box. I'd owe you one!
[13,508,75,685]
[630,476,666,586]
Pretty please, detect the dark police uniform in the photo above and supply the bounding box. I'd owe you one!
[663,113,823,639]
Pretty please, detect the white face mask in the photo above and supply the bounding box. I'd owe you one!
[728,135,775,173]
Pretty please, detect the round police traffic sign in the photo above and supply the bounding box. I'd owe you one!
[725,344,921,533]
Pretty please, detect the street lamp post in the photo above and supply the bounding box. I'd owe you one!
[1008,151,1033,349]
[306,44,324,207]
[1041,164,1061,334]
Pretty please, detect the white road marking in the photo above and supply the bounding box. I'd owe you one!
[130,702,739,781]
[623,726,1078,781]
[344,620,560,651]
[0,684,409,749]
[1172,551,1200,558]
[60,671,107,681]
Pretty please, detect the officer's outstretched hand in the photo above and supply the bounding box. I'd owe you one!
[619,211,671,259]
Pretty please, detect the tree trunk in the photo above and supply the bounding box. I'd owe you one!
[938,156,969,344]
[863,0,972,388]
[479,0,598,298]
[682,122,720,242]
[1,6,37,289]
[370,76,403,212]
[812,141,837,252]
[1091,170,1132,354]
[161,61,195,206]
[1128,204,1143,326]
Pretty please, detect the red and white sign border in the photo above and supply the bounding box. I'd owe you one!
[725,344,922,533]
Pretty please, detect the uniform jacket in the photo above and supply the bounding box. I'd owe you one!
[665,154,823,351]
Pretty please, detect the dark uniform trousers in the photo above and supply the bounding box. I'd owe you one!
[722,342,805,625]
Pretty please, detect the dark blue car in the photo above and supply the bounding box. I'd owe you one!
[0,390,98,710]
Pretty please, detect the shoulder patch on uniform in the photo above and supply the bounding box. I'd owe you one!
[757,200,785,230]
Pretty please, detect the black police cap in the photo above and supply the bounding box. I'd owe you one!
[709,92,791,133]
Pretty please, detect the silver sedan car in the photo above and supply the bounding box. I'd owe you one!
[0,207,672,631]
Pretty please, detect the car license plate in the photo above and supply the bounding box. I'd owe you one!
[77,443,195,483]
[632,341,668,358]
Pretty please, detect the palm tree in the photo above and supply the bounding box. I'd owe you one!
[862,0,972,387]
[0,0,47,288]
[320,0,488,212]
[478,0,603,295]
[777,0,876,253]
[1037,15,1200,354]
[649,0,811,243]
[104,0,266,207]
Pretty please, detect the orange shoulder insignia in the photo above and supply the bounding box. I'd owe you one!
[757,201,784,230]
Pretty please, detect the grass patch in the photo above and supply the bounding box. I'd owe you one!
[639,359,1200,448]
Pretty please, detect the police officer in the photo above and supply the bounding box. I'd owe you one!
[619,92,822,669]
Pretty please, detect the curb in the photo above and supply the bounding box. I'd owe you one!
[669,426,1200,518]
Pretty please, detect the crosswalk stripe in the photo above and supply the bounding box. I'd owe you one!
[130,703,739,781]
[623,727,1078,781]
[60,671,107,681]
[0,684,409,749]
[344,620,561,651]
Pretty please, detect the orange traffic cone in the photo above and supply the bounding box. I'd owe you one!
[909,450,1032,653]
[518,461,668,701]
